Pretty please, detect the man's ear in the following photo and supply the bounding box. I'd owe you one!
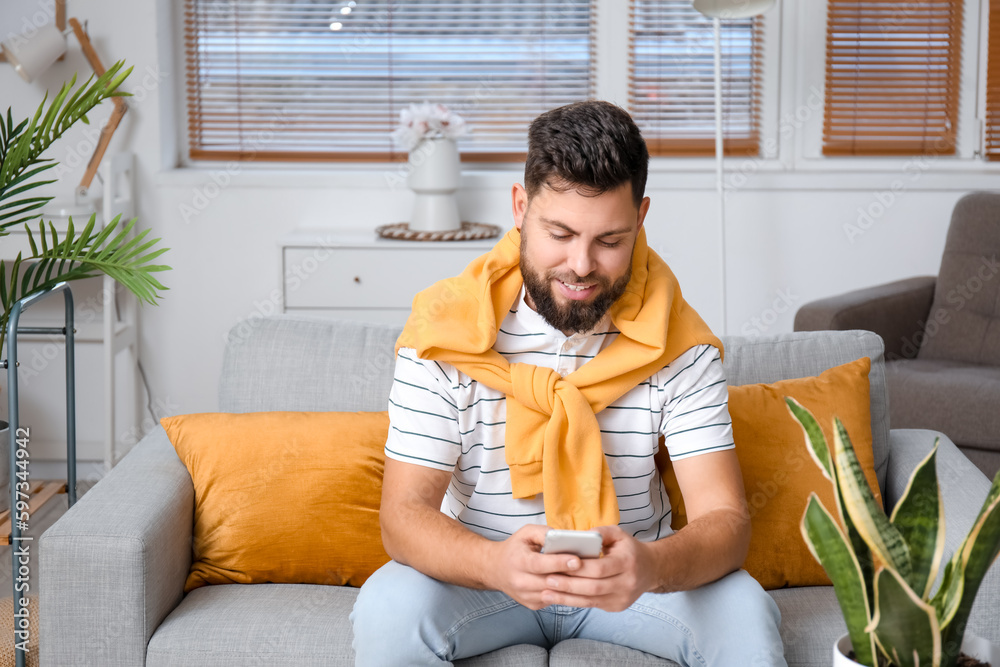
[636,196,651,233]
[512,183,528,230]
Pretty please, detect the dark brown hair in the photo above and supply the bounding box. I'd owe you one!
[524,101,649,208]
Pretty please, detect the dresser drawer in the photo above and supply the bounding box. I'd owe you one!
[283,246,484,309]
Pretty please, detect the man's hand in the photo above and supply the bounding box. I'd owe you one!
[537,525,659,612]
[489,525,587,610]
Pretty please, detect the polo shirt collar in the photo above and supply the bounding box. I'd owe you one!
[513,286,613,340]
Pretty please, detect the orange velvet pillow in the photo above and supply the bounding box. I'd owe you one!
[162,411,392,592]
[659,357,882,590]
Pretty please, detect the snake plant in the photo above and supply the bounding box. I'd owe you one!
[0,61,169,353]
[786,398,1000,667]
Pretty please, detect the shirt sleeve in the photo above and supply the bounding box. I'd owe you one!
[384,347,463,472]
[657,344,735,460]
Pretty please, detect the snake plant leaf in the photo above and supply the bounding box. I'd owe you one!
[786,397,833,480]
[930,555,963,643]
[787,400,876,614]
[890,440,946,598]
[869,566,940,667]
[802,494,877,666]
[938,471,1000,665]
[833,417,912,583]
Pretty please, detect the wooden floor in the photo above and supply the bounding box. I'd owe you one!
[0,479,97,601]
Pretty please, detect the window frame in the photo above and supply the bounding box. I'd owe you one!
[160,0,998,187]
[794,0,988,172]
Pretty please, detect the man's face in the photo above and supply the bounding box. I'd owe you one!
[512,181,650,334]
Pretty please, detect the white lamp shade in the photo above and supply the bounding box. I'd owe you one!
[692,0,775,19]
[1,23,67,82]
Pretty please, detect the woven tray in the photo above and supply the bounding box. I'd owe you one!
[375,222,502,242]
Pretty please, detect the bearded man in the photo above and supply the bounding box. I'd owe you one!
[350,101,786,667]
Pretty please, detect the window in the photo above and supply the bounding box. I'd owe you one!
[822,0,964,157]
[986,0,1000,161]
[183,0,594,162]
[629,0,766,157]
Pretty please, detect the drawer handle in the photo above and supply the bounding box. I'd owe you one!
[353,276,361,284]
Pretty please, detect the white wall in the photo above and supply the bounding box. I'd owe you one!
[1,0,997,466]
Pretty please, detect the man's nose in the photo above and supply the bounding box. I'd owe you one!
[566,241,597,279]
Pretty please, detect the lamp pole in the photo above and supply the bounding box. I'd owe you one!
[691,0,776,335]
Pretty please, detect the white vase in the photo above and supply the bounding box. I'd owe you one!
[834,632,1000,666]
[407,137,462,232]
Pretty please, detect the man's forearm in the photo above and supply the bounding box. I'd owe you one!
[381,501,500,590]
[647,507,751,594]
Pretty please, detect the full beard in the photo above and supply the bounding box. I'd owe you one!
[520,237,632,334]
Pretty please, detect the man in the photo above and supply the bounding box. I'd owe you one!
[351,101,785,666]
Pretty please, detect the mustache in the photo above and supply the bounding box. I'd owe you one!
[547,272,611,287]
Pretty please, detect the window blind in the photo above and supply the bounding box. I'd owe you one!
[183,0,594,162]
[629,0,765,157]
[822,0,963,157]
[986,0,1000,160]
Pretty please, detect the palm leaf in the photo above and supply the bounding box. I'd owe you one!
[0,62,131,234]
[0,214,170,353]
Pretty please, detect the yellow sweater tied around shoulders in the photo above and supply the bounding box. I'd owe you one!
[396,226,722,531]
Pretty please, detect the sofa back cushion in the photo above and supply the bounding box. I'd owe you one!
[720,330,889,495]
[918,191,1000,366]
[221,318,889,495]
[219,316,403,413]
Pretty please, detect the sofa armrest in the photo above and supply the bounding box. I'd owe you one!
[794,277,936,360]
[40,426,194,666]
[885,429,999,644]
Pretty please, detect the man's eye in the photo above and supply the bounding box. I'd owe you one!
[549,233,571,241]
[599,240,623,248]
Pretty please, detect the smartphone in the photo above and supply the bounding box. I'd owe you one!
[541,529,603,558]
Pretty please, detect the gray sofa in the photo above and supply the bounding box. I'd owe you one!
[795,191,1000,479]
[40,316,1000,666]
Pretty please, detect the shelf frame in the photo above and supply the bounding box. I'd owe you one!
[4,282,77,667]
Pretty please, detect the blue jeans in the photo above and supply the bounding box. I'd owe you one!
[350,561,786,666]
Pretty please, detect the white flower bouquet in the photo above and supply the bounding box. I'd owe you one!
[391,102,468,151]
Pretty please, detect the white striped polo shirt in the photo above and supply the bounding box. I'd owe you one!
[385,288,734,542]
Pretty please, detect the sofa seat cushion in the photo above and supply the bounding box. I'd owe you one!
[146,584,359,667]
[768,587,848,667]
[886,359,1000,451]
[145,583,845,667]
[545,588,845,666]
[146,583,549,667]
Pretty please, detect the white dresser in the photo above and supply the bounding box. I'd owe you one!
[279,229,500,326]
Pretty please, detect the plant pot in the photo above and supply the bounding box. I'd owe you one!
[407,137,462,232]
[834,632,1000,666]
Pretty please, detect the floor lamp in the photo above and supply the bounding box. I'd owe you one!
[691,0,775,334]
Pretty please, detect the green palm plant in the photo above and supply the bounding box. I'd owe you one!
[786,398,1000,667]
[0,60,169,353]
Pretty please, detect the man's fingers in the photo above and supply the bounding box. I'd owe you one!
[516,524,551,548]
[594,524,627,545]
[527,553,582,574]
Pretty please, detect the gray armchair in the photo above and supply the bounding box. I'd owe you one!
[796,191,1000,478]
